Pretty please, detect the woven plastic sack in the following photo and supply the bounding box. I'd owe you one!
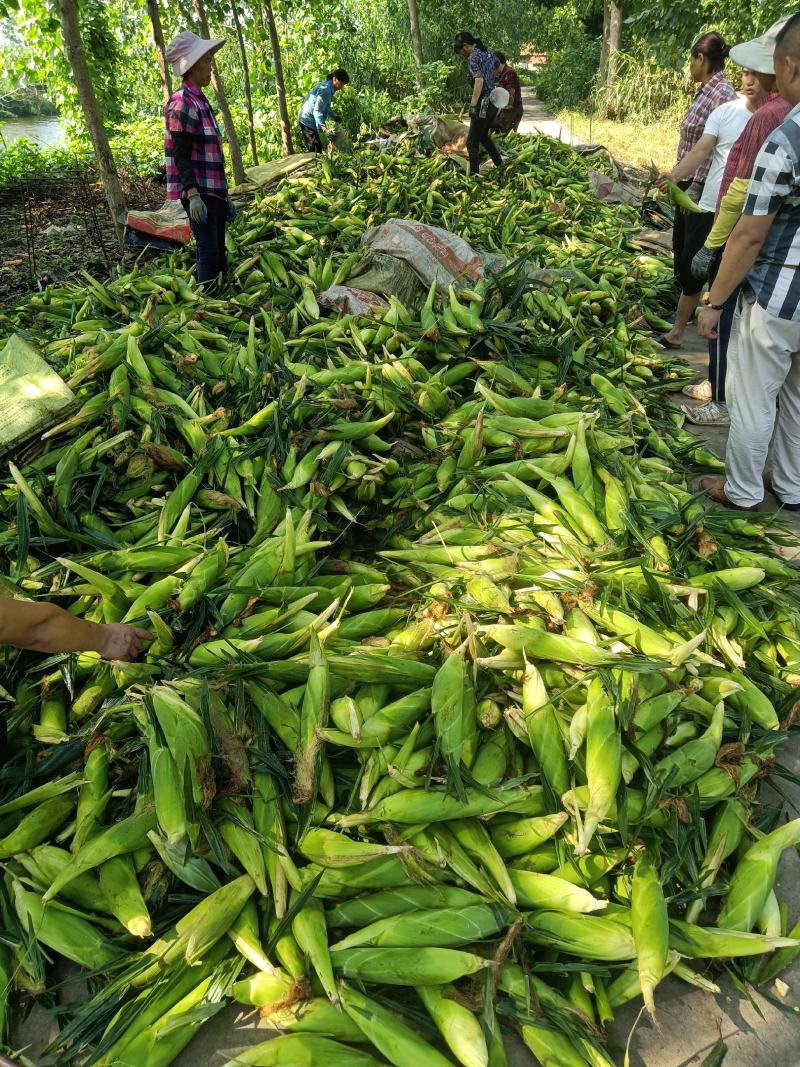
[317,286,389,315]
[588,169,641,206]
[361,219,484,291]
[346,251,424,307]
[0,335,76,457]
[126,200,191,245]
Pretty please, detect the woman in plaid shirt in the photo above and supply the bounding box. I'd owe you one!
[660,32,736,349]
[164,31,235,293]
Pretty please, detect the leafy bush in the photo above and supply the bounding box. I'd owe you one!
[527,1,591,55]
[534,39,601,113]
[593,52,687,124]
[108,118,165,177]
[335,61,459,136]
[0,137,90,185]
[400,61,460,115]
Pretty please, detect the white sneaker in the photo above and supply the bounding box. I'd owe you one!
[682,380,712,401]
[680,400,730,426]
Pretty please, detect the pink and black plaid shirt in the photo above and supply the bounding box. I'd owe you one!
[165,81,227,200]
[677,71,737,182]
[717,91,792,207]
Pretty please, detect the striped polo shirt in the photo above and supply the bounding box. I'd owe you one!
[744,102,800,320]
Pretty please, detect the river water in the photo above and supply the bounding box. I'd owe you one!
[0,116,65,148]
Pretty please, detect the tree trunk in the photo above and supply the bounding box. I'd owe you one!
[192,0,247,184]
[57,0,127,242]
[607,1,622,83]
[146,0,172,105]
[599,0,622,86]
[407,0,424,81]
[599,0,610,83]
[262,0,293,155]
[230,0,259,165]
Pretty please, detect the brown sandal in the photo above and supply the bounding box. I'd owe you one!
[698,476,760,511]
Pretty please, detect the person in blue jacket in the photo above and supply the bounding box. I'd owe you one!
[299,69,350,152]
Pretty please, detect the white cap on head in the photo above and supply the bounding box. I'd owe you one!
[729,15,793,74]
[166,30,225,76]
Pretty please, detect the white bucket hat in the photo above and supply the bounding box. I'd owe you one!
[166,30,225,77]
[729,15,793,74]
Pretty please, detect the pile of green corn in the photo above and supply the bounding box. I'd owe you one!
[0,136,798,1067]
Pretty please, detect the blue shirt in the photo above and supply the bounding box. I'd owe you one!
[467,47,497,99]
[299,79,340,132]
[743,102,800,320]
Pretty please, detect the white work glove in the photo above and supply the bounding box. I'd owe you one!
[188,193,207,223]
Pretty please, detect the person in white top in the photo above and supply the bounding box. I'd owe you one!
[657,69,766,347]
[694,97,753,211]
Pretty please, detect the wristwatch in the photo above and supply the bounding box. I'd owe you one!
[702,293,724,310]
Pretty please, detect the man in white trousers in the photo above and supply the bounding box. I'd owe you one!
[698,13,800,512]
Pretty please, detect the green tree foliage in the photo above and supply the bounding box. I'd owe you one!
[1,0,125,127]
[625,0,797,67]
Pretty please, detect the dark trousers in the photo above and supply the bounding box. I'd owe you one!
[467,102,502,175]
[672,186,714,296]
[300,123,324,153]
[182,194,227,292]
[494,106,524,133]
[707,250,738,404]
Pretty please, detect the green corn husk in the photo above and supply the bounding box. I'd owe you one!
[292,895,339,1006]
[331,903,510,950]
[491,812,569,859]
[331,946,493,985]
[261,996,368,1042]
[717,818,800,932]
[336,784,545,826]
[0,795,75,859]
[418,984,489,1067]
[524,911,637,960]
[5,136,800,1067]
[11,881,119,969]
[510,869,608,913]
[222,1034,383,1067]
[43,810,158,902]
[669,919,799,958]
[99,855,152,938]
[631,852,669,1015]
[339,982,454,1066]
[132,875,255,986]
[230,968,295,1007]
[326,884,485,927]
[298,826,410,867]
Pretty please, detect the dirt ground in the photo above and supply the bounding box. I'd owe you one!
[0,172,165,309]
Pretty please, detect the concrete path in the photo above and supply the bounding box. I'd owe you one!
[517,86,579,143]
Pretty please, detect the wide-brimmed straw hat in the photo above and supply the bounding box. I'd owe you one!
[729,16,793,74]
[166,30,225,77]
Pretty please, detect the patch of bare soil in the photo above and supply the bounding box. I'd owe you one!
[0,171,165,309]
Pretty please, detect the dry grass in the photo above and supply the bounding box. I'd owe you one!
[557,111,679,172]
